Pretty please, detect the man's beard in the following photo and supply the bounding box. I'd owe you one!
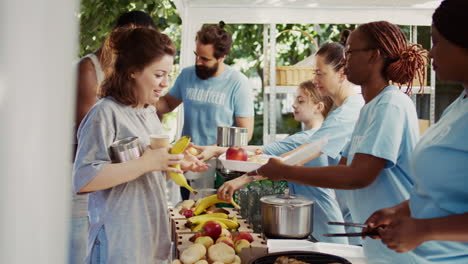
[195,62,218,80]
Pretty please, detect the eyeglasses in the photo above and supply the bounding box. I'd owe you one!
[193,51,215,63]
[344,47,376,58]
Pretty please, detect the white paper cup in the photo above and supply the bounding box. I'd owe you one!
[150,134,170,149]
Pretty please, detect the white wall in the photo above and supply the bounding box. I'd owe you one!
[0,0,78,263]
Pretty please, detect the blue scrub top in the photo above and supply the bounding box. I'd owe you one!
[169,66,254,145]
[304,94,365,245]
[408,90,468,263]
[262,94,364,244]
[263,129,348,244]
[342,85,420,263]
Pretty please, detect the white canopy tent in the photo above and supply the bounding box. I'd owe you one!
[172,0,440,143]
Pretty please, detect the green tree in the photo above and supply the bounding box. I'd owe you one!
[78,0,181,58]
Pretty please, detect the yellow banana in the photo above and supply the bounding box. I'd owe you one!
[170,136,191,154]
[188,213,229,223]
[188,215,238,229]
[210,218,239,229]
[191,220,228,232]
[193,194,241,215]
[189,216,231,226]
[168,136,197,194]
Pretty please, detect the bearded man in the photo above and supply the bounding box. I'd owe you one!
[157,22,254,199]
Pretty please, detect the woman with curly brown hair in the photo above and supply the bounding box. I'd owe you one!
[250,21,427,263]
[73,26,207,264]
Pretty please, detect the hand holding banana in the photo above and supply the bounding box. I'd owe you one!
[167,136,198,194]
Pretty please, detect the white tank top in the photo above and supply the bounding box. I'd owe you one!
[85,53,104,86]
[72,53,104,218]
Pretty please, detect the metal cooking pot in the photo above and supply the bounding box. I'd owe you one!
[260,191,314,239]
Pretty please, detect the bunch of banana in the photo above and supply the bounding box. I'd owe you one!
[168,136,197,194]
[193,194,241,215]
[188,213,229,223]
[192,220,228,232]
[190,216,239,232]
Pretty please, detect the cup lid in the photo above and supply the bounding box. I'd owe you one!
[260,193,314,206]
[150,134,170,139]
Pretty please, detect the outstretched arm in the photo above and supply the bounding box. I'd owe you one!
[249,153,386,190]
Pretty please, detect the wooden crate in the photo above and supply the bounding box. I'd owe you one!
[169,207,242,220]
[173,218,254,236]
[175,233,267,261]
[169,208,243,241]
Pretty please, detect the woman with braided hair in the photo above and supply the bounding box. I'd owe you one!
[248,20,427,263]
[365,0,468,262]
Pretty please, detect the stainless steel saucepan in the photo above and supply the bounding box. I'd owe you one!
[260,190,315,239]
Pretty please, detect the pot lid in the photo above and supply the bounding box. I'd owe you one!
[260,193,314,206]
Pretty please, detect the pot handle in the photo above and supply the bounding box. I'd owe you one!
[282,188,296,200]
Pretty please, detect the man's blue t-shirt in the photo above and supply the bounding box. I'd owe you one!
[342,85,420,263]
[408,90,468,264]
[169,65,254,145]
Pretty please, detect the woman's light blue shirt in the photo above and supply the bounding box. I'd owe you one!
[342,85,420,263]
[408,90,468,263]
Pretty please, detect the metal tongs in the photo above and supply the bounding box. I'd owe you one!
[323,222,381,237]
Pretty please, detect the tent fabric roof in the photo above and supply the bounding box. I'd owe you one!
[174,0,441,25]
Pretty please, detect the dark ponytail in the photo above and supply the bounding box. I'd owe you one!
[218,21,226,29]
[339,29,351,46]
[315,30,351,72]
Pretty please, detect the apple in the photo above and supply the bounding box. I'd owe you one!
[234,239,251,254]
[233,232,254,243]
[181,209,194,218]
[195,236,214,249]
[226,146,248,161]
[216,236,234,248]
[201,221,222,240]
[219,228,233,239]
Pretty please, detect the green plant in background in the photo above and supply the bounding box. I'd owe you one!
[79,0,181,59]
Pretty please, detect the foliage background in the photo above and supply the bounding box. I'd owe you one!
[79,1,442,145]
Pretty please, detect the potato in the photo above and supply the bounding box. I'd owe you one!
[207,243,236,264]
[232,255,241,264]
[194,260,208,264]
[181,199,196,210]
[212,262,224,264]
[172,260,182,264]
[180,244,206,264]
